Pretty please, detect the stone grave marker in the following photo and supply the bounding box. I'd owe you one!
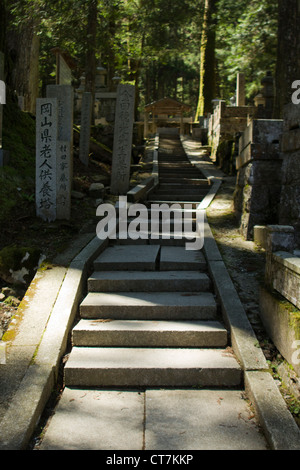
[110,84,135,195]
[46,84,74,153]
[36,98,58,222]
[0,52,9,167]
[0,52,4,163]
[56,141,71,220]
[236,72,245,107]
[79,92,92,166]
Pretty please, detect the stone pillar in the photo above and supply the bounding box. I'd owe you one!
[279,103,300,246]
[0,52,5,161]
[144,111,149,138]
[261,71,274,119]
[236,73,245,106]
[36,98,58,222]
[110,84,135,195]
[56,141,71,220]
[234,119,284,239]
[0,52,9,167]
[46,85,74,151]
[79,92,92,166]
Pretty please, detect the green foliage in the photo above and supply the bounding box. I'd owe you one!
[215,0,278,102]
[4,0,279,117]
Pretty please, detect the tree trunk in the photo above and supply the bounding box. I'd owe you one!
[6,12,40,113]
[0,0,6,53]
[85,0,98,120]
[273,0,300,118]
[195,0,217,121]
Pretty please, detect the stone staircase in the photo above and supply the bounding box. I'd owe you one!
[64,134,241,390]
[36,133,300,450]
[147,133,211,206]
[65,243,241,389]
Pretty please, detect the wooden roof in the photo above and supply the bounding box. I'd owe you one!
[144,97,191,114]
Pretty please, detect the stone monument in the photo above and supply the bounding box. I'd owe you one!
[236,72,245,107]
[36,98,58,222]
[56,141,71,220]
[110,84,135,195]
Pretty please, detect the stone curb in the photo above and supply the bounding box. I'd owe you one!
[0,233,111,450]
[245,371,300,450]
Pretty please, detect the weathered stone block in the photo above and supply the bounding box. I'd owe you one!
[283,102,300,132]
[259,286,300,376]
[265,251,300,310]
[265,225,295,253]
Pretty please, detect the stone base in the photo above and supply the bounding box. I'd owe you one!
[259,286,300,376]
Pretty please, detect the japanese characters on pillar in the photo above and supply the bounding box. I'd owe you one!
[36,98,58,222]
[110,84,135,195]
[56,141,71,220]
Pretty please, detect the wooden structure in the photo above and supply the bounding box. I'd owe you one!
[144,97,191,137]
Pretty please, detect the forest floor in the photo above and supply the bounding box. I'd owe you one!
[0,139,299,427]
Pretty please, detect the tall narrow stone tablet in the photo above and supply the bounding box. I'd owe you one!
[46,84,74,154]
[56,141,71,220]
[110,84,135,195]
[36,98,58,222]
[236,72,245,106]
[79,92,92,166]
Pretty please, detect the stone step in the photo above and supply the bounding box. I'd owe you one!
[158,171,203,177]
[79,291,217,320]
[115,235,201,248]
[149,195,206,202]
[147,200,200,209]
[88,271,211,292]
[93,245,160,271]
[159,178,207,184]
[72,319,228,348]
[158,181,209,188]
[160,246,207,270]
[64,347,242,388]
[154,188,209,195]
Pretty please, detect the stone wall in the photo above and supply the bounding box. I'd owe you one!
[278,103,300,247]
[234,119,283,239]
[258,226,300,377]
[207,101,257,161]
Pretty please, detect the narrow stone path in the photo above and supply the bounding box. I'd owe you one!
[37,134,268,450]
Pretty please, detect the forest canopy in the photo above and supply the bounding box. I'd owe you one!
[1,0,279,116]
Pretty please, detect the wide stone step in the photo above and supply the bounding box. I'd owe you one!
[158,172,203,177]
[88,270,211,292]
[147,200,200,209]
[93,245,160,271]
[160,246,207,270]
[154,188,209,195]
[158,181,209,189]
[159,178,207,184]
[72,319,228,348]
[149,195,206,202]
[64,347,242,388]
[79,291,217,320]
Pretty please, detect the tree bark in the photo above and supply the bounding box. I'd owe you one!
[85,0,98,120]
[0,0,6,53]
[195,0,217,121]
[273,0,300,118]
[6,12,40,113]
